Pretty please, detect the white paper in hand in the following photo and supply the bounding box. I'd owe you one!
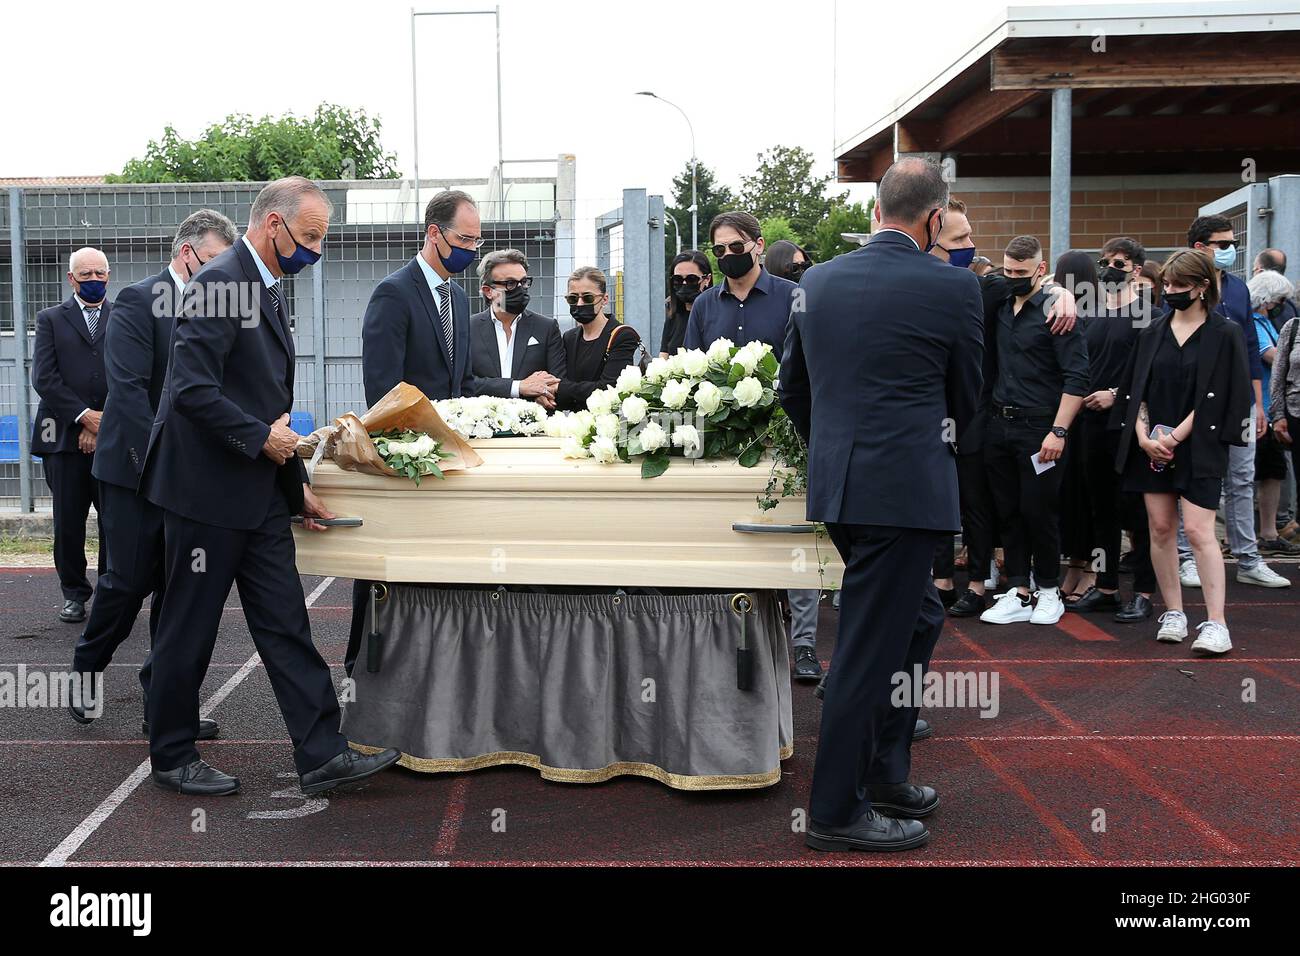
[1030,452,1056,475]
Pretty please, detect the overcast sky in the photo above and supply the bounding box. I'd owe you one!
[3,0,1106,212]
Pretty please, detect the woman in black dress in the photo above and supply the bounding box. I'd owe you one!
[1113,249,1253,656]
[660,250,712,358]
[553,266,644,412]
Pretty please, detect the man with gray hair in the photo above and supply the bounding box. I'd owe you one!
[1249,269,1300,556]
[140,176,399,796]
[32,246,113,624]
[68,209,236,730]
[780,157,984,852]
[468,248,564,401]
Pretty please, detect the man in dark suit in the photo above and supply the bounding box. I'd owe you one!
[349,190,485,675]
[468,248,565,401]
[31,247,112,624]
[141,176,398,796]
[779,157,984,853]
[68,210,236,730]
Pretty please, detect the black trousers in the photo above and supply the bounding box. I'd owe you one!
[43,451,103,602]
[72,481,162,694]
[933,449,998,581]
[984,415,1065,589]
[146,490,347,775]
[811,523,947,827]
[1060,419,1093,570]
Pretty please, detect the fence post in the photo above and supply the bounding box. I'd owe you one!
[8,188,33,513]
[648,193,666,354]
[311,247,328,425]
[554,154,576,323]
[621,188,650,342]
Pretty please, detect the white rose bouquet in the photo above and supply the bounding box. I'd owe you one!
[370,429,453,486]
[434,396,549,439]
[549,338,779,477]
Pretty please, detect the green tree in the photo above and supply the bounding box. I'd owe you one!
[106,104,401,183]
[758,216,798,245]
[739,145,848,257]
[666,159,735,256]
[811,200,876,262]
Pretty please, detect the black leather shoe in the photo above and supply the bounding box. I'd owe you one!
[300,747,401,797]
[814,674,826,700]
[1065,586,1121,613]
[913,718,934,740]
[59,600,86,623]
[142,718,219,741]
[793,647,823,682]
[69,701,96,724]
[936,586,957,609]
[948,588,990,618]
[1114,594,1154,623]
[868,782,940,818]
[806,809,930,852]
[151,759,240,795]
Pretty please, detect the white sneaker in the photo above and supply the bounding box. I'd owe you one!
[984,559,1000,591]
[1155,609,1188,643]
[1030,587,1064,625]
[1191,620,1232,656]
[980,590,1034,624]
[1237,564,1291,588]
[1178,559,1201,588]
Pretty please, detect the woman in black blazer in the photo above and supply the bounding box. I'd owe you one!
[1112,249,1252,656]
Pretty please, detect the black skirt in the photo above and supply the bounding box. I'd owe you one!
[1122,444,1222,510]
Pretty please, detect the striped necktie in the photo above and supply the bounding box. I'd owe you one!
[437,284,455,367]
[84,306,99,339]
[267,284,287,332]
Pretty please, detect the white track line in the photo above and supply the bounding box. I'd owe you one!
[39,576,336,868]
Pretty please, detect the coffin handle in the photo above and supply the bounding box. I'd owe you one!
[731,522,816,534]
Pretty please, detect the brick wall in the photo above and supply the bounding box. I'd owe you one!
[958,185,1233,263]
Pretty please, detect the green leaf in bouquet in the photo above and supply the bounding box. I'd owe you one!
[727,364,746,386]
[641,450,670,479]
[759,351,779,377]
[737,439,765,468]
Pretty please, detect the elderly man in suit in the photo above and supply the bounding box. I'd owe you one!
[141,176,398,796]
[468,248,564,402]
[68,210,236,731]
[349,190,485,675]
[31,247,112,624]
[779,157,984,853]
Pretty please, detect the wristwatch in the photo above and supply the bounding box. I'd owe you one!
[1050,426,1068,439]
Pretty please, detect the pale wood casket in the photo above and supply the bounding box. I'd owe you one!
[293,437,843,589]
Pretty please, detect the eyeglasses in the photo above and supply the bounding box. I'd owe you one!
[1098,258,1131,270]
[438,224,486,249]
[670,274,707,288]
[711,238,757,258]
[487,276,533,292]
[1202,239,1236,251]
[564,292,603,305]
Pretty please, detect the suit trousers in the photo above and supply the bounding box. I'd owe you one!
[146,488,347,775]
[811,522,947,827]
[72,480,162,694]
[43,451,102,602]
[984,415,1065,589]
[932,449,996,582]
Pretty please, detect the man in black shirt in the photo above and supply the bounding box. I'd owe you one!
[980,235,1089,626]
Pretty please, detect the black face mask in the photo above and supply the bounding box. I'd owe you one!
[718,252,754,280]
[1163,290,1195,312]
[1006,276,1036,298]
[1100,265,1129,284]
[570,303,598,324]
[1268,302,1284,320]
[674,287,702,304]
[184,249,208,282]
[499,287,530,314]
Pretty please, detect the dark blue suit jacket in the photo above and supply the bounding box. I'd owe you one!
[778,230,985,531]
[141,240,306,531]
[362,256,473,407]
[93,269,176,490]
[30,297,111,455]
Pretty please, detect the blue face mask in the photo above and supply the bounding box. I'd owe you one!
[76,279,108,303]
[945,246,976,269]
[271,220,322,275]
[1213,245,1237,270]
[435,228,477,274]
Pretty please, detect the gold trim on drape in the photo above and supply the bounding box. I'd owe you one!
[351,742,795,791]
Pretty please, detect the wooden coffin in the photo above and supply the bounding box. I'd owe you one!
[292,437,843,589]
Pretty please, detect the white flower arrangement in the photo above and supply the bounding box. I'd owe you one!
[434,396,549,439]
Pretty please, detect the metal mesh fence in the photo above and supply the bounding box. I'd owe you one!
[0,169,657,509]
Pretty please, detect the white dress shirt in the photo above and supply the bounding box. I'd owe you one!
[492,311,522,399]
[242,235,279,290]
[73,293,105,424]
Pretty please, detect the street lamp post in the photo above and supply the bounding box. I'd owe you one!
[637,91,696,250]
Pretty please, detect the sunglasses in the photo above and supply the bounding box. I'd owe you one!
[1202,239,1236,251]
[487,276,533,292]
[1098,258,1131,270]
[564,292,602,305]
[670,274,707,288]
[789,261,810,275]
[711,238,757,258]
